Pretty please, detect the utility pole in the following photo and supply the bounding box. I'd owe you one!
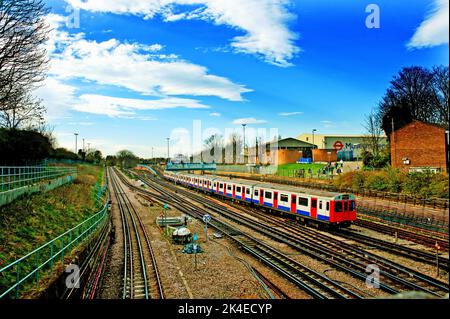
[83,138,85,153]
[391,117,395,167]
[74,133,79,154]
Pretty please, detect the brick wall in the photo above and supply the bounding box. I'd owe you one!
[390,120,447,170]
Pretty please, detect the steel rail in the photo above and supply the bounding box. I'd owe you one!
[139,171,449,298]
[110,168,164,299]
[116,169,363,299]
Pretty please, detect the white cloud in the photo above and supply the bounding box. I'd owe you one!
[209,112,221,117]
[408,0,449,48]
[278,111,303,116]
[45,14,251,102]
[233,117,267,125]
[73,94,209,117]
[65,0,300,67]
[35,77,78,120]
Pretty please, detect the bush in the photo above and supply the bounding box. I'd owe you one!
[335,168,448,198]
[364,173,389,191]
[0,128,53,165]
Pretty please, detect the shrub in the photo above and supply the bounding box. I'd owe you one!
[364,172,389,191]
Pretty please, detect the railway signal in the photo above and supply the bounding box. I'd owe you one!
[435,241,441,278]
[193,233,198,270]
[203,214,211,242]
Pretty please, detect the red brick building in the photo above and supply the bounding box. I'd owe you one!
[390,120,449,171]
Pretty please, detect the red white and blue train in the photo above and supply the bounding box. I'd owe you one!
[164,171,357,227]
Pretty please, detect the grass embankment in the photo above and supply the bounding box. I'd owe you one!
[333,169,449,199]
[0,164,104,269]
[276,163,326,176]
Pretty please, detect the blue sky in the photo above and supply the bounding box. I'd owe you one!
[40,0,449,157]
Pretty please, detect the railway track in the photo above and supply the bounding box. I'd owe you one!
[115,168,363,299]
[134,171,449,298]
[333,228,449,268]
[355,219,449,252]
[109,168,164,299]
[220,200,449,269]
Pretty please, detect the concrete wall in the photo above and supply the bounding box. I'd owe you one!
[391,121,448,170]
[0,174,76,207]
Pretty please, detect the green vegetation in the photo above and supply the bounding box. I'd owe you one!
[333,168,449,198]
[0,164,104,270]
[276,163,326,177]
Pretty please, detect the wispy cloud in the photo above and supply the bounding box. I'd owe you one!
[67,122,95,126]
[209,112,221,117]
[278,111,303,116]
[233,117,267,125]
[65,0,300,67]
[320,120,334,128]
[73,95,209,117]
[408,0,449,48]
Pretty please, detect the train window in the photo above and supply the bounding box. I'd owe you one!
[319,201,322,210]
[265,192,272,199]
[326,202,330,211]
[298,197,308,206]
[246,189,250,195]
[219,183,223,188]
[236,187,241,192]
[214,183,216,187]
[335,202,343,212]
[344,202,349,212]
[280,194,289,202]
[227,185,232,190]
[311,199,317,208]
[254,190,259,196]
[350,201,356,211]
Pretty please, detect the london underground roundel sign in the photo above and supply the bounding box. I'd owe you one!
[333,141,344,151]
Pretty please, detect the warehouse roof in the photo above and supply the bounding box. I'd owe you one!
[267,137,315,149]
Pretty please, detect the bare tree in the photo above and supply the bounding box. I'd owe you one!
[362,111,383,157]
[432,65,449,126]
[0,0,49,110]
[0,89,45,129]
[203,134,223,163]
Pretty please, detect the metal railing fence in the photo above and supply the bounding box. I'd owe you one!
[0,172,109,299]
[0,166,77,193]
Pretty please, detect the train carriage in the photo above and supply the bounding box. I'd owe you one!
[164,171,357,227]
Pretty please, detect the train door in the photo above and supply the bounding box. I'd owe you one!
[291,194,297,213]
[311,198,318,219]
[232,185,236,198]
[259,189,264,205]
[241,186,245,200]
[273,192,278,209]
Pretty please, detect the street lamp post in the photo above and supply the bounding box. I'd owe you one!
[74,133,79,154]
[312,129,317,162]
[166,138,170,164]
[242,124,247,163]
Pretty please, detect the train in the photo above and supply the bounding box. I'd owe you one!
[163,171,357,228]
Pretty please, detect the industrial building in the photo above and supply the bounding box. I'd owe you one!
[297,133,387,161]
[248,137,315,165]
